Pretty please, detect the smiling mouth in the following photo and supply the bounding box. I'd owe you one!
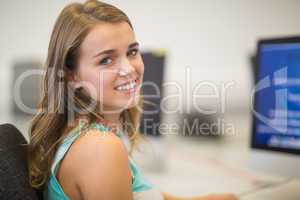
[114,79,139,92]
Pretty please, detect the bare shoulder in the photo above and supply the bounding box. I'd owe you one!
[62,128,133,200]
[68,128,130,172]
[71,128,128,157]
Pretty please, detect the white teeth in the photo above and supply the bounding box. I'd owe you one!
[115,81,136,91]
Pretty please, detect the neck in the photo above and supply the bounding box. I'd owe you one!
[103,113,120,124]
[102,112,123,134]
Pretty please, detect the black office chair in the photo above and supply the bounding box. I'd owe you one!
[0,123,41,200]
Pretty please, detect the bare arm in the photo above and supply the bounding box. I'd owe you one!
[71,130,134,200]
[162,192,239,200]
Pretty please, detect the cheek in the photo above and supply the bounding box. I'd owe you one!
[79,69,115,100]
[135,57,145,77]
[97,71,117,96]
[77,68,98,98]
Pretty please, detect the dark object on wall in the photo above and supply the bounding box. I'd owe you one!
[11,60,42,116]
[140,51,166,136]
[0,124,42,199]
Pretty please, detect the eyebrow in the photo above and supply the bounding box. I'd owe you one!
[93,42,139,58]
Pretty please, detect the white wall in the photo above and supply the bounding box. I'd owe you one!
[1,0,300,124]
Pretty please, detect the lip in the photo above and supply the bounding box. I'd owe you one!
[115,78,141,96]
[114,78,139,89]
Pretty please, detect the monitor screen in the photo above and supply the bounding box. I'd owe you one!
[252,37,300,155]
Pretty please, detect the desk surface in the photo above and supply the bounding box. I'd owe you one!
[132,114,300,199]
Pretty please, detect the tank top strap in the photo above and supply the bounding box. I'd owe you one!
[51,126,82,175]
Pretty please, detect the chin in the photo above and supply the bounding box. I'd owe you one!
[101,97,140,114]
[116,91,141,106]
[120,100,139,110]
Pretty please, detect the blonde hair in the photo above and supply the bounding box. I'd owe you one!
[28,0,143,189]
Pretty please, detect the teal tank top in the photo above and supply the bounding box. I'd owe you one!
[44,122,164,200]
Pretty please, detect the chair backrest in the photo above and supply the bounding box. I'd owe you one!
[0,123,41,200]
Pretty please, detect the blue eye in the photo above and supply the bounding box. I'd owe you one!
[100,57,112,65]
[127,49,139,57]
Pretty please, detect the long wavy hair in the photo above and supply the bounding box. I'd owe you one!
[28,0,144,189]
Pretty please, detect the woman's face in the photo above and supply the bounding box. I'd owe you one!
[73,22,144,114]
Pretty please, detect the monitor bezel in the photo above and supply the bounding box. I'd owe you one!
[251,36,300,155]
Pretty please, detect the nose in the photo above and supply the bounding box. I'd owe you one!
[118,57,135,76]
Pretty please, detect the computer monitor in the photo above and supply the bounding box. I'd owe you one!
[250,36,300,177]
[140,51,166,136]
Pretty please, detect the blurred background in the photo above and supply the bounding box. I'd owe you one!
[0,0,300,199]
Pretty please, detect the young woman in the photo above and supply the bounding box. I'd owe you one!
[28,1,238,200]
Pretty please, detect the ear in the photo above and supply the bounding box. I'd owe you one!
[66,69,81,89]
